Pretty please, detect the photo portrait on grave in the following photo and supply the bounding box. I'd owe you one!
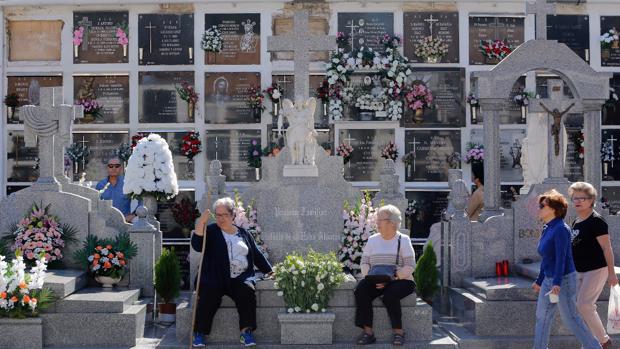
[190,197,272,348]
[569,182,618,349]
[466,164,484,221]
[354,205,415,346]
[531,190,603,349]
[95,157,137,223]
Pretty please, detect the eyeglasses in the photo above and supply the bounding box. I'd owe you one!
[107,164,121,169]
[571,197,592,203]
[538,203,547,210]
[215,213,231,218]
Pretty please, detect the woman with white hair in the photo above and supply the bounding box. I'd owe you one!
[354,204,416,346]
[191,197,272,348]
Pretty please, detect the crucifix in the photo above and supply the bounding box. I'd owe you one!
[276,75,293,98]
[608,135,617,168]
[526,0,557,40]
[145,21,157,54]
[77,17,93,50]
[268,10,337,103]
[346,20,359,50]
[408,137,421,172]
[424,14,439,37]
[77,136,90,172]
[213,136,223,160]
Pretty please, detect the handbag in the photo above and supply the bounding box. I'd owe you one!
[365,236,401,284]
[608,284,620,334]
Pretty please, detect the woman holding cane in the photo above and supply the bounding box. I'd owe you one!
[190,197,272,347]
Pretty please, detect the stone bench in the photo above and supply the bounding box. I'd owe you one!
[176,279,432,344]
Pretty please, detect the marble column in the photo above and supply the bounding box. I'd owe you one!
[478,98,504,221]
[583,100,605,195]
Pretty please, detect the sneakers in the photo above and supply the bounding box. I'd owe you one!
[240,330,257,347]
[192,332,206,347]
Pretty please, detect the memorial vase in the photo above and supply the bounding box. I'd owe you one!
[74,45,79,58]
[123,44,128,57]
[95,275,122,288]
[613,40,620,49]
[186,158,195,178]
[188,101,195,120]
[414,108,424,124]
[255,167,260,181]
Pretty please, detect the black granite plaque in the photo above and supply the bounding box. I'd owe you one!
[471,129,525,182]
[205,13,260,65]
[74,75,129,124]
[6,186,29,196]
[404,12,459,64]
[405,130,460,182]
[6,131,39,183]
[6,76,63,124]
[157,190,196,239]
[205,72,261,124]
[72,132,128,182]
[565,122,585,183]
[73,12,128,64]
[139,71,195,123]
[337,13,394,52]
[138,13,194,65]
[602,129,620,181]
[469,16,525,65]
[402,68,465,128]
[547,15,590,63]
[603,74,620,125]
[601,16,620,67]
[339,129,394,182]
[602,186,620,215]
[478,76,526,124]
[205,130,261,182]
[404,191,449,239]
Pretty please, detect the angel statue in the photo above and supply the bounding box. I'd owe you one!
[281,98,318,166]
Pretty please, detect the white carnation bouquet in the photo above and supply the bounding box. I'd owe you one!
[123,133,179,201]
[338,191,378,276]
[201,25,223,53]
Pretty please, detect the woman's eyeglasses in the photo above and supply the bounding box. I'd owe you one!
[107,164,121,169]
[571,197,591,203]
[538,203,547,210]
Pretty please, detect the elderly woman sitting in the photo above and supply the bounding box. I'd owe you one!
[191,197,272,348]
[354,204,416,346]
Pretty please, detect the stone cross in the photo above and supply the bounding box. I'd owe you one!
[529,79,579,179]
[21,87,84,186]
[408,137,421,172]
[144,21,157,53]
[345,20,359,50]
[526,0,557,40]
[268,10,337,102]
[606,135,617,168]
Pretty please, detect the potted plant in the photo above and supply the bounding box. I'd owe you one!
[74,233,137,288]
[405,82,434,124]
[273,250,346,344]
[414,242,439,304]
[4,93,19,123]
[246,85,265,123]
[154,247,181,323]
[171,198,200,238]
[179,131,202,177]
[175,82,198,121]
[463,142,484,166]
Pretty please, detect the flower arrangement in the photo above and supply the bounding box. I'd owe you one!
[262,142,281,157]
[466,93,479,108]
[263,82,281,103]
[604,87,619,111]
[513,89,536,107]
[315,80,330,103]
[600,28,620,49]
[381,141,398,161]
[175,81,198,106]
[405,82,434,111]
[336,143,354,164]
[336,31,350,48]
[480,39,512,61]
[1,202,78,267]
[246,85,265,112]
[131,133,145,148]
[65,142,90,171]
[463,142,484,164]
[402,151,415,166]
[123,133,179,201]
[247,139,262,168]
[572,131,585,160]
[171,198,200,233]
[232,191,268,260]
[115,24,129,47]
[114,143,133,165]
[76,98,103,119]
[180,131,202,159]
[273,250,345,313]
[380,33,401,51]
[74,233,138,279]
[404,200,419,221]
[447,152,462,169]
[4,93,19,108]
[355,93,386,111]
[414,36,448,62]
[339,191,378,276]
[201,25,223,53]
[0,251,53,318]
[602,139,615,163]
[73,26,85,47]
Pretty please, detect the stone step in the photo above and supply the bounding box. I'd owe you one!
[41,304,146,348]
[515,263,620,301]
[448,287,611,337]
[175,298,431,344]
[53,287,141,313]
[42,269,88,299]
[463,276,538,301]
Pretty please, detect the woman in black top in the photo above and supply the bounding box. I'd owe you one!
[569,182,618,349]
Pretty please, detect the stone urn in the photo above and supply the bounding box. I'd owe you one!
[277,312,336,345]
[95,275,123,288]
[143,195,158,217]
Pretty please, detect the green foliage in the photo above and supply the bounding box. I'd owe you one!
[273,250,346,313]
[414,242,440,303]
[73,233,138,278]
[154,248,181,304]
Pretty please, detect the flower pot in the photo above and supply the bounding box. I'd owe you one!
[74,45,79,58]
[82,113,96,123]
[471,106,478,124]
[613,41,620,49]
[414,108,425,124]
[95,275,122,288]
[255,167,260,181]
[0,318,43,349]
[7,106,16,123]
[602,48,611,61]
[143,195,158,217]
[253,108,262,123]
[158,303,177,324]
[278,312,336,344]
[186,158,195,178]
[425,55,440,63]
[358,111,374,121]
[188,101,195,121]
[323,102,328,117]
[206,52,217,64]
[123,44,128,57]
[520,105,527,123]
[273,101,279,116]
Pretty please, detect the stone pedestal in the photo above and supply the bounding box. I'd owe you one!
[0,318,43,349]
[278,312,336,344]
[283,164,318,177]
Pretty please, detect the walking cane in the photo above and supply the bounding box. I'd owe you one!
[189,191,211,349]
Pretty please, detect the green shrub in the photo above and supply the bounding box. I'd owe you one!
[414,241,439,304]
[154,247,181,304]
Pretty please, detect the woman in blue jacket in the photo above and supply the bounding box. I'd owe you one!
[532,189,601,349]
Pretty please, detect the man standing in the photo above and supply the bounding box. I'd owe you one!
[96,157,135,222]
